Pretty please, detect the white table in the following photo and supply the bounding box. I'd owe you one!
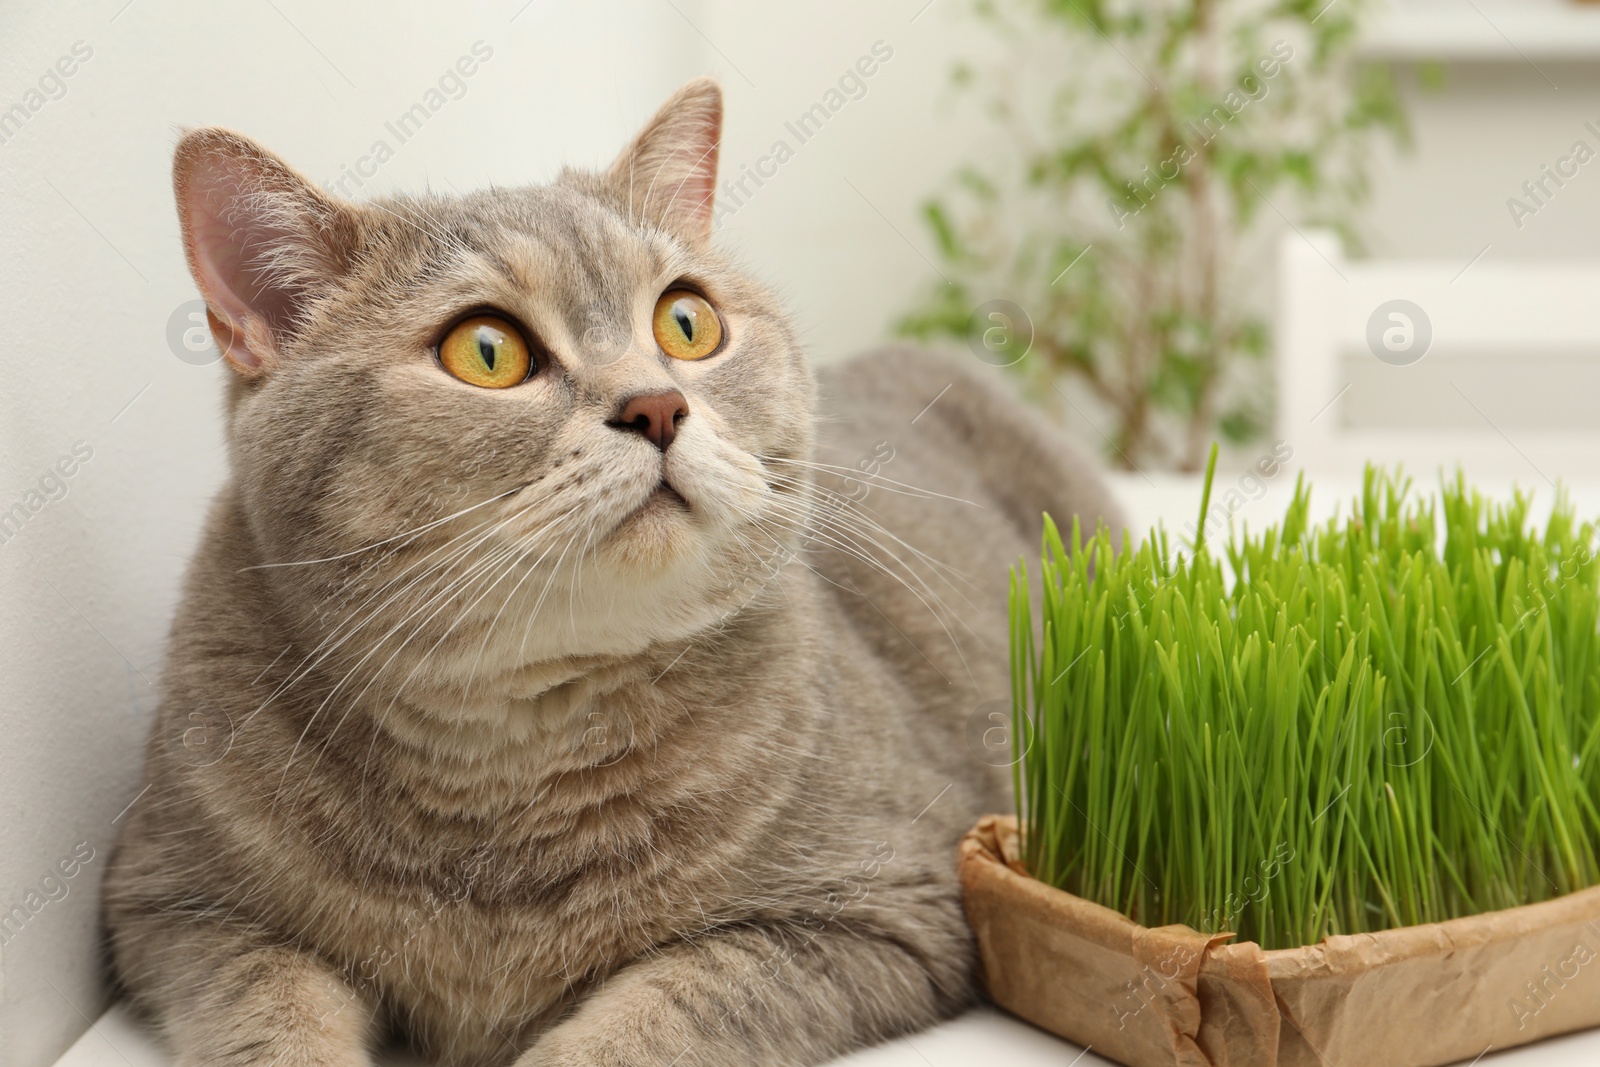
[50,1000,1600,1067]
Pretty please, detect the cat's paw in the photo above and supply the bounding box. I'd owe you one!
[517,1023,702,1067]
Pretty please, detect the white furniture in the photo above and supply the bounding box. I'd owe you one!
[1363,1,1600,61]
[1277,230,1600,483]
[50,999,1600,1067]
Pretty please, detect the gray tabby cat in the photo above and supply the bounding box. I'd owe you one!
[103,78,1122,1067]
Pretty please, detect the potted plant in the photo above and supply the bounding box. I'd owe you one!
[962,454,1600,1066]
[897,0,1404,471]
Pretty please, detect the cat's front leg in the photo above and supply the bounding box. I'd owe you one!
[519,913,977,1067]
[110,909,376,1067]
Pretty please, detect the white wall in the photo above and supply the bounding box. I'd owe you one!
[700,0,1001,364]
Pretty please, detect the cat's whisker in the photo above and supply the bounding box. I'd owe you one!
[796,514,984,652]
[426,509,592,716]
[734,494,986,675]
[729,502,936,618]
[775,518,969,647]
[406,198,477,251]
[715,466,970,651]
[268,515,517,686]
[467,515,587,682]
[247,503,532,726]
[517,526,588,662]
[271,501,560,786]
[564,522,606,643]
[726,510,905,618]
[756,479,978,601]
[240,483,527,571]
[278,555,516,796]
[331,502,580,703]
[755,455,987,509]
[354,508,581,700]
[759,471,976,584]
[752,472,984,597]
[306,508,586,779]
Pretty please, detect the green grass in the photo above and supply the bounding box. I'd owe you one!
[1011,450,1600,950]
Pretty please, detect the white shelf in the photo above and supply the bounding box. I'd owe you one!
[50,1000,1600,1067]
[1362,4,1600,61]
[53,1004,1102,1067]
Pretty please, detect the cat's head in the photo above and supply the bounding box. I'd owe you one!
[176,79,815,712]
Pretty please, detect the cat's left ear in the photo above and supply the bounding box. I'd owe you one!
[607,77,722,247]
[174,128,358,376]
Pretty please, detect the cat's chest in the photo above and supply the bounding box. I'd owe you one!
[231,679,804,1049]
[250,752,771,1037]
[346,852,689,1009]
[265,804,731,1052]
[253,846,679,1064]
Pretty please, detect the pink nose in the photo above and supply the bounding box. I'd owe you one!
[611,390,689,452]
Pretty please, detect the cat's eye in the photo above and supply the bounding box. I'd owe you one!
[438,315,533,388]
[652,290,723,361]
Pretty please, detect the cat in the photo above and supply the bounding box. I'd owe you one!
[102,77,1124,1067]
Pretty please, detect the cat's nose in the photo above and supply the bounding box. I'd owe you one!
[610,390,690,452]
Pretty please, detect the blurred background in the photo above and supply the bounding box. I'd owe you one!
[6,1,1600,1065]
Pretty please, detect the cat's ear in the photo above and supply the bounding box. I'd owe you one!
[607,77,722,246]
[173,128,357,376]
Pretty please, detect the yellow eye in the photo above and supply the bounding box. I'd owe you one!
[652,290,723,361]
[438,315,532,388]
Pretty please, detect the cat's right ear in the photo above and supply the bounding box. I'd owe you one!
[174,128,356,376]
[606,78,722,247]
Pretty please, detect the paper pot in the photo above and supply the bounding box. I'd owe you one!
[958,814,1600,1067]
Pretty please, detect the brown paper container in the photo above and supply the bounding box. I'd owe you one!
[959,814,1600,1067]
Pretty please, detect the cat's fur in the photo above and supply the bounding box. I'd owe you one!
[103,78,1123,1067]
